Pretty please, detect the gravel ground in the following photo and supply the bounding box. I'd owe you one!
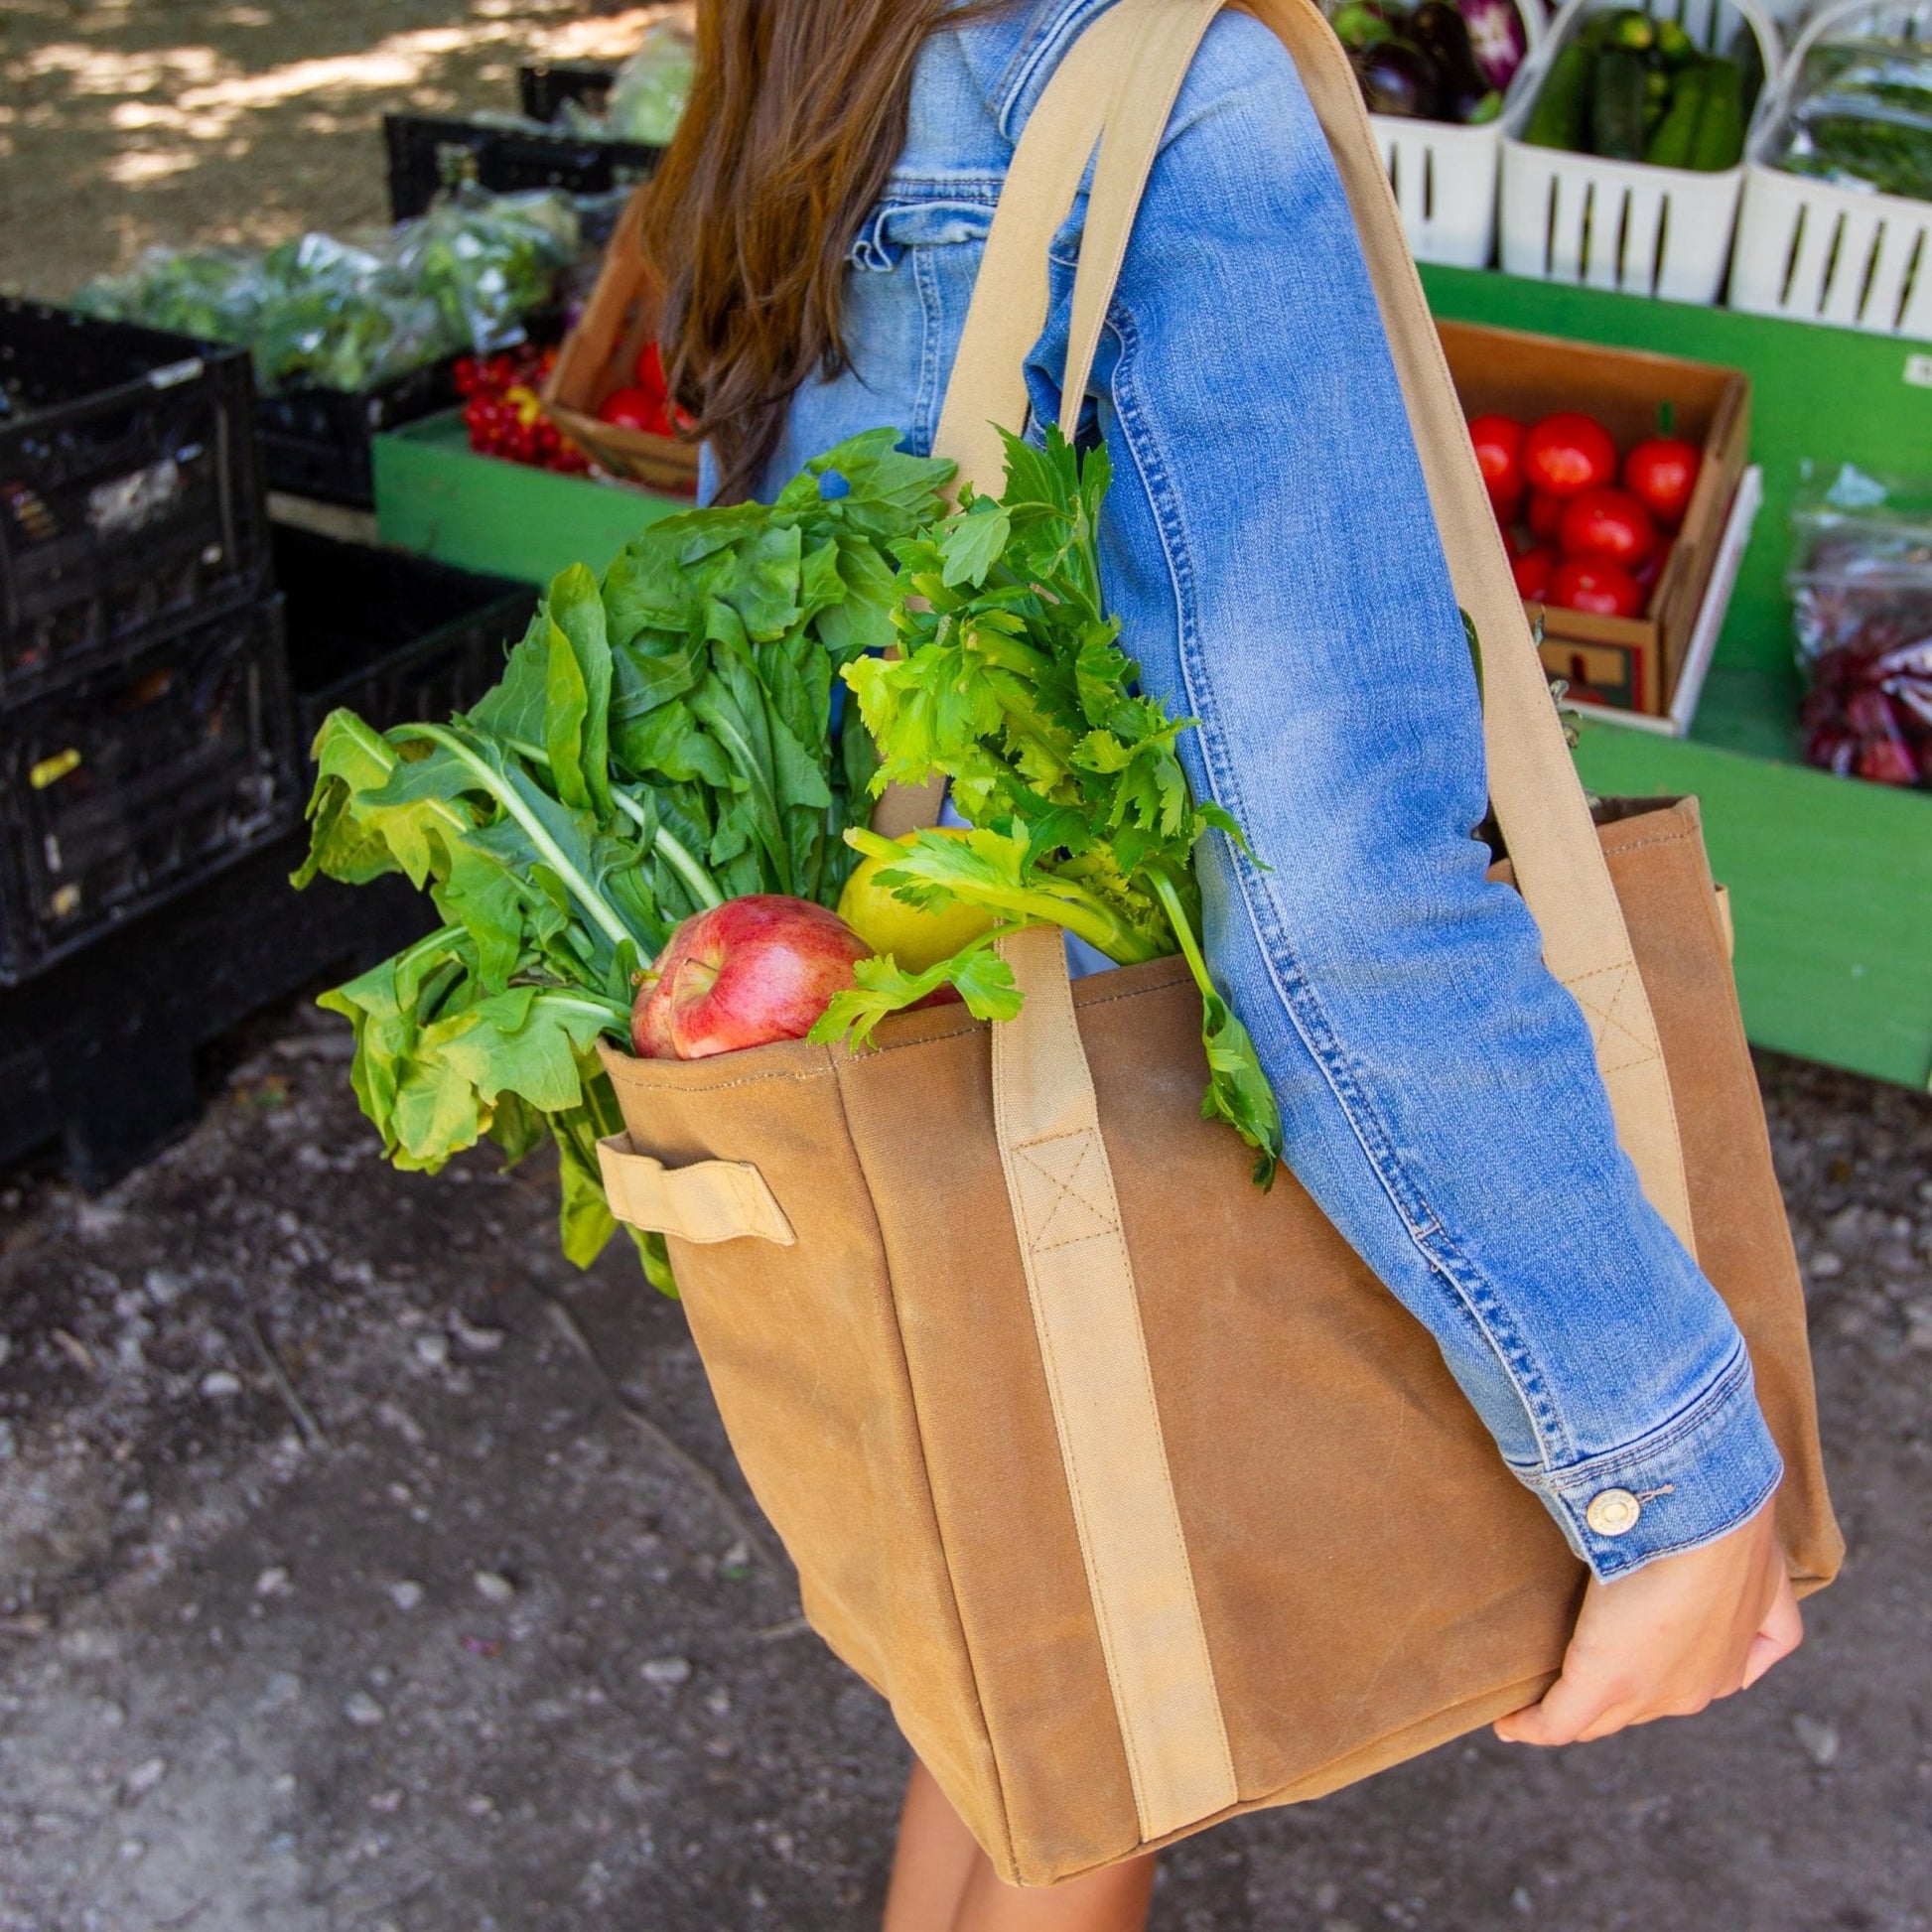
[2,1,1930,1925]
[0,1015,1927,1931]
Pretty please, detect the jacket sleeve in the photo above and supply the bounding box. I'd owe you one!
[1024,10,1782,1581]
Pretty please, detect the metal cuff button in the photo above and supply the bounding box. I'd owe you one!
[1586,1488,1643,1537]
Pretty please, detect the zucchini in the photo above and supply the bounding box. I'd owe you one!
[1524,42,1594,151]
[1590,48,1649,161]
[1692,58,1745,171]
[1644,63,1709,169]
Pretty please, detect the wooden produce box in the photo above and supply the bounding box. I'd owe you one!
[541,184,697,495]
[1438,320,1750,718]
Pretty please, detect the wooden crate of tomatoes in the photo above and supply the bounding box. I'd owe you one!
[541,186,698,496]
[1442,319,1748,717]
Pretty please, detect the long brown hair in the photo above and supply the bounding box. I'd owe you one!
[641,0,984,502]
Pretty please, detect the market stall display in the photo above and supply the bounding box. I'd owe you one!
[1793,464,1932,786]
[385,23,691,221]
[0,300,268,698]
[1443,317,1750,715]
[536,23,694,147]
[1331,0,1543,264]
[73,193,579,505]
[1501,0,1778,301]
[1729,1,1932,338]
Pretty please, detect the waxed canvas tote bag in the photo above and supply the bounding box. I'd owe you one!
[591,0,1843,1888]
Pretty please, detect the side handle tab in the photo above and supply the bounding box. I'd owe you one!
[597,1136,796,1248]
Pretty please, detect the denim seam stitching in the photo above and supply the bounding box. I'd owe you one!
[1102,295,1577,1469]
[993,0,1121,138]
[879,178,1007,199]
[911,243,945,460]
[1529,1340,1760,1492]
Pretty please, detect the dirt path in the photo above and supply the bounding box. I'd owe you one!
[0,1011,1927,1932]
[0,0,680,301]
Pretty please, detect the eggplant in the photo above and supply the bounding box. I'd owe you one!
[1413,1,1495,121]
[1351,38,1443,118]
[1456,0,1529,92]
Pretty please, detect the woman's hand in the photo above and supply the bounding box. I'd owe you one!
[1494,1495,1801,1747]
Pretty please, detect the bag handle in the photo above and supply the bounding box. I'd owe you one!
[870,0,1168,841]
[983,0,1695,1250]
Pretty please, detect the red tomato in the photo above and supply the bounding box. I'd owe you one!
[1622,436,1700,529]
[1526,489,1566,541]
[1551,557,1643,619]
[1468,414,1525,511]
[1512,545,1559,601]
[1633,538,1673,593]
[1558,486,1657,569]
[599,384,673,435]
[1523,413,1618,498]
[634,339,670,399]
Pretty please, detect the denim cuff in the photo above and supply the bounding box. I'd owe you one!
[1523,1345,1785,1582]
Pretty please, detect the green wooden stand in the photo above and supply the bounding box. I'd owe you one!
[1421,268,1932,1090]
[372,409,686,587]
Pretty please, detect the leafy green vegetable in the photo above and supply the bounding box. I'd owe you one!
[296,430,954,1279]
[817,428,1284,1187]
[73,191,577,393]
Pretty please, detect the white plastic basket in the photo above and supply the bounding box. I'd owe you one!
[1363,0,1548,267]
[1729,1,1932,338]
[1500,0,1782,302]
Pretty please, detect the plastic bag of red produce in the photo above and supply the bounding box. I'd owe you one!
[1791,464,1932,789]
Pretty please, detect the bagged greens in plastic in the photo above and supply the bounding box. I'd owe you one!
[1770,34,1932,202]
[1791,465,1932,787]
[72,247,268,343]
[69,191,577,393]
[555,21,695,144]
[385,188,579,354]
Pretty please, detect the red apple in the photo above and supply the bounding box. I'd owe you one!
[631,895,871,1060]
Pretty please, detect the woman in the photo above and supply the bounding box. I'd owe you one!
[641,4,1803,1927]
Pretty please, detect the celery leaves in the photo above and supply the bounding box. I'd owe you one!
[831,428,1283,1186]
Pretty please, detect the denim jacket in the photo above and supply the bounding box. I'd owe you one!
[724,0,1782,1580]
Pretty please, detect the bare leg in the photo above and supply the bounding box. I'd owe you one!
[882,1755,1158,1932]
[953,1849,1157,1932]
[882,1759,982,1932]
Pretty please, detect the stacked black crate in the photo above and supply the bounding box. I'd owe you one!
[0,298,294,987]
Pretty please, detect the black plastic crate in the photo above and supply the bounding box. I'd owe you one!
[0,830,430,1188]
[0,299,270,700]
[254,357,461,508]
[384,111,663,223]
[0,597,299,986]
[276,525,537,750]
[518,61,618,124]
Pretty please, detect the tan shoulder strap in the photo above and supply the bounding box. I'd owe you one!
[1053,0,1694,1250]
[872,0,1169,840]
